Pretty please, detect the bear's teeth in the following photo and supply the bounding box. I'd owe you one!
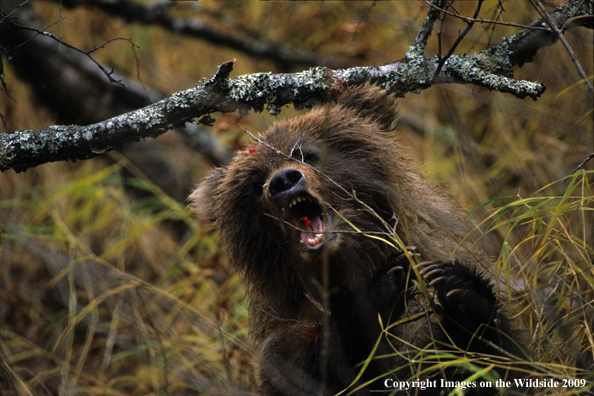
[289,195,312,209]
[289,196,303,208]
[307,233,323,246]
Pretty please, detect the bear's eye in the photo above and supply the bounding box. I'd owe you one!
[302,150,319,164]
[290,147,319,164]
[252,179,264,196]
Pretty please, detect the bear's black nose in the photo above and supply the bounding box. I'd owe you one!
[268,168,304,196]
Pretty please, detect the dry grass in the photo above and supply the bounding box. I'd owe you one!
[0,156,253,395]
[0,138,592,396]
[332,171,594,396]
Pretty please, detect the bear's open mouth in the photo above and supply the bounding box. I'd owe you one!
[285,193,332,250]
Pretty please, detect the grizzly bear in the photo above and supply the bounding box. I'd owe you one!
[191,85,525,395]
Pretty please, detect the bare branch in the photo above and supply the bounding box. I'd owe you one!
[1,0,592,173]
[8,18,135,87]
[411,0,450,55]
[432,0,484,83]
[421,0,593,68]
[0,1,153,124]
[500,0,593,67]
[0,60,243,173]
[51,0,321,68]
[529,0,594,94]
[0,1,235,167]
[0,56,538,173]
[420,0,564,31]
[427,0,593,93]
[563,153,594,182]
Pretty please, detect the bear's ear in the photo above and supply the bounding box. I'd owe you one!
[189,168,226,227]
[336,84,399,132]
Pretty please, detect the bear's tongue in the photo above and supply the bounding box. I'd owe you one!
[299,215,324,249]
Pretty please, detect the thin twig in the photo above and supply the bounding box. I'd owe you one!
[529,0,594,95]
[236,122,402,247]
[9,19,137,87]
[7,14,66,49]
[432,0,485,83]
[262,212,396,237]
[421,0,552,31]
[562,153,594,183]
[413,0,449,53]
[434,2,448,58]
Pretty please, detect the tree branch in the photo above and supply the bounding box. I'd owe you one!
[8,18,135,87]
[0,1,235,167]
[410,0,449,55]
[51,0,322,68]
[529,0,594,94]
[431,0,484,83]
[501,0,593,67]
[0,2,156,124]
[0,61,243,173]
[1,0,592,173]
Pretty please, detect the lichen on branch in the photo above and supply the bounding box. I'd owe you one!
[1,0,591,173]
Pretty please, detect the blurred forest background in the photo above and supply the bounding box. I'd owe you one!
[0,0,592,395]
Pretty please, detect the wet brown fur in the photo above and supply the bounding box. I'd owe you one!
[191,85,522,395]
